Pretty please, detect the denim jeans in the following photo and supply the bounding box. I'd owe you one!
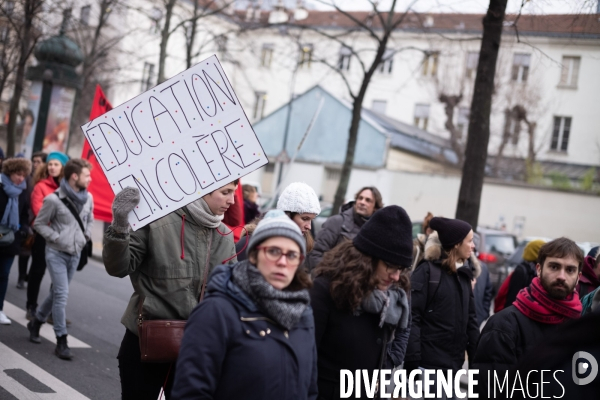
[0,255,15,311]
[36,247,80,336]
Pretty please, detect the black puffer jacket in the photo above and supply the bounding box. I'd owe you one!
[310,276,411,399]
[307,202,366,270]
[405,233,479,371]
[471,305,558,396]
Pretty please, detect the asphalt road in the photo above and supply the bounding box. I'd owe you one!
[1,256,135,399]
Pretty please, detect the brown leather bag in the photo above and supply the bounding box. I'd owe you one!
[137,233,212,363]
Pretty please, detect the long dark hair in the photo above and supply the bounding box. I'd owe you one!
[314,241,410,311]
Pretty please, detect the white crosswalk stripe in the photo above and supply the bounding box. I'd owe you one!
[2,302,91,348]
[0,341,90,399]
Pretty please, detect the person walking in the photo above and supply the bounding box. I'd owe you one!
[242,183,260,224]
[310,206,413,399]
[236,182,320,263]
[27,158,93,360]
[103,180,238,399]
[25,151,67,320]
[472,238,583,395]
[16,151,46,289]
[0,158,32,325]
[404,217,480,399]
[172,210,317,399]
[307,186,382,270]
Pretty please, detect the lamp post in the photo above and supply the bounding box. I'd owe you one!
[23,9,82,157]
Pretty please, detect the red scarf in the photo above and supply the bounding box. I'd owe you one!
[513,277,582,324]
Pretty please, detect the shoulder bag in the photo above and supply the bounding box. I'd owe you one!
[54,193,92,270]
[0,225,14,246]
[137,231,213,363]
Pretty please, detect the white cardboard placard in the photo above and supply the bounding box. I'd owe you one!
[81,55,267,230]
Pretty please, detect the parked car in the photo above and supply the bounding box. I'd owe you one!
[312,203,332,235]
[476,227,519,293]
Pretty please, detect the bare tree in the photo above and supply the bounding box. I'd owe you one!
[3,0,43,157]
[455,0,508,228]
[300,0,421,214]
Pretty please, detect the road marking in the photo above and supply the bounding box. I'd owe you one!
[0,342,90,399]
[2,302,91,348]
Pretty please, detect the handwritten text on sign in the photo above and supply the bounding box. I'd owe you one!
[81,55,267,230]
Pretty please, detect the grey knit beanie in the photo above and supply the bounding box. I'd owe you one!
[247,210,306,256]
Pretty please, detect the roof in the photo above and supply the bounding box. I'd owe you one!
[489,156,599,182]
[230,10,600,39]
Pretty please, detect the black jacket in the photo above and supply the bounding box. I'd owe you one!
[504,260,537,309]
[471,305,558,396]
[310,276,411,399]
[307,202,366,270]
[172,263,317,400]
[473,262,493,325]
[405,234,479,371]
[0,183,30,256]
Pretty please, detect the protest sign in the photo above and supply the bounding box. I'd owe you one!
[81,55,267,230]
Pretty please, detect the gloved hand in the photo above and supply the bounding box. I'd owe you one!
[111,187,140,234]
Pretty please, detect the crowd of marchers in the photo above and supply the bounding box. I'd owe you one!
[99,179,600,400]
[2,154,598,399]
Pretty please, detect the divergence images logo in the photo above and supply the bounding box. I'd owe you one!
[572,351,598,385]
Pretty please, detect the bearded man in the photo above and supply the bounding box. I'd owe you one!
[472,237,583,394]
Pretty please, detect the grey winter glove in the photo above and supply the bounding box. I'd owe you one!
[111,187,140,234]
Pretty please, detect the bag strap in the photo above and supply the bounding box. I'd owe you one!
[426,262,442,309]
[55,192,85,234]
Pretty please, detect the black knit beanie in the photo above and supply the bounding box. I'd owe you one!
[352,205,413,267]
[429,217,472,249]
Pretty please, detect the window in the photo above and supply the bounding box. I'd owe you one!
[465,51,479,78]
[550,116,572,152]
[4,1,14,16]
[80,5,91,26]
[372,100,387,114]
[216,35,227,57]
[150,7,162,33]
[456,107,470,139]
[253,91,267,120]
[559,56,580,88]
[299,44,313,69]
[141,62,155,91]
[511,53,531,83]
[378,49,394,74]
[261,43,273,68]
[414,103,430,130]
[422,52,439,77]
[338,46,351,70]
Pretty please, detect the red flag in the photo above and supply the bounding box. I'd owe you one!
[223,181,245,242]
[81,85,114,222]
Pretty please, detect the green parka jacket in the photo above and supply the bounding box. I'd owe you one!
[103,206,237,335]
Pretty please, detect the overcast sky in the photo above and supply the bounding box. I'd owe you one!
[307,0,597,14]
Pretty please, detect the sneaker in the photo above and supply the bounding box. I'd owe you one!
[0,311,11,325]
[16,279,26,289]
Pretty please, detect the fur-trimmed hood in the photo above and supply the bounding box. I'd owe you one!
[423,232,481,279]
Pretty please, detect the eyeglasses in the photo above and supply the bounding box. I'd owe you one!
[384,262,404,274]
[256,246,304,266]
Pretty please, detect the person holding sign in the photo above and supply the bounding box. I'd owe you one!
[172,210,317,400]
[103,179,238,399]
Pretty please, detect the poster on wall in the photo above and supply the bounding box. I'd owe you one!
[81,55,268,231]
[21,81,43,159]
[43,86,76,153]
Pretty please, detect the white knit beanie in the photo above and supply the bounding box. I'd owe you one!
[277,182,321,215]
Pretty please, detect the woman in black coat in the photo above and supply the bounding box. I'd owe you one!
[0,158,31,325]
[172,210,317,400]
[310,206,414,399]
[404,217,480,376]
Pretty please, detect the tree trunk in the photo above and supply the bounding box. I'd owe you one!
[5,0,38,157]
[332,38,389,214]
[158,0,177,83]
[185,0,199,69]
[440,93,464,166]
[455,0,507,227]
